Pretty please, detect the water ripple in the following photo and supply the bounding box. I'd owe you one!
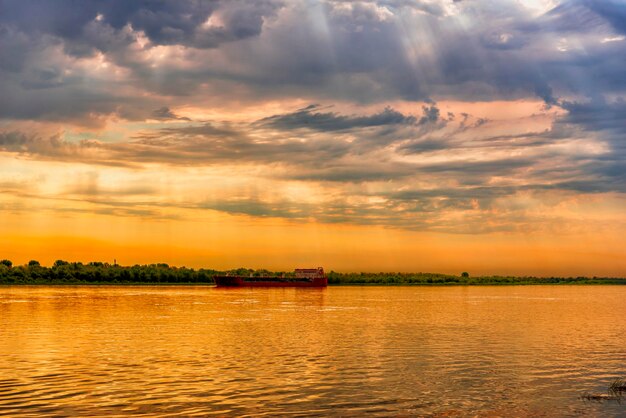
[1,285,625,417]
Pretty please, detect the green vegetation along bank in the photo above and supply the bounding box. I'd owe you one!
[0,260,624,285]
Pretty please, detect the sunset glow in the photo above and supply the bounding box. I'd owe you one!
[1,0,625,275]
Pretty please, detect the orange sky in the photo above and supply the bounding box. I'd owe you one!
[2,173,625,276]
[1,98,624,276]
[1,1,625,276]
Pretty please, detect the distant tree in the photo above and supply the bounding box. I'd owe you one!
[461,272,470,278]
[28,260,40,267]
[53,260,69,267]
[0,259,12,268]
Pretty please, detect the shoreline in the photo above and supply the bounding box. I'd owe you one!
[1,281,625,287]
[1,262,624,286]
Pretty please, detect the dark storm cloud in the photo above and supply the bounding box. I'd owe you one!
[531,1,608,33]
[151,107,191,121]
[258,104,417,131]
[2,0,626,122]
[559,99,626,162]
[0,0,283,122]
[556,99,626,189]
[0,78,146,126]
[560,99,626,137]
[256,103,446,157]
[581,0,626,34]
[0,0,283,51]
[286,0,625,104]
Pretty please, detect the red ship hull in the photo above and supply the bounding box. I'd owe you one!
[214,276,328,287]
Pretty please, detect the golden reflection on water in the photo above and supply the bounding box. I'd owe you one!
[0,286,625,416]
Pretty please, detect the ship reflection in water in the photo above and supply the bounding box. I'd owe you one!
[0,286,625,416]
[214,267,328,287]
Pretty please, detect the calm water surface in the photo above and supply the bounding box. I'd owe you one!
[0,286,624,417]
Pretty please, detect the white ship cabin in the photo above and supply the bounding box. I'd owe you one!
[295,267,325,279]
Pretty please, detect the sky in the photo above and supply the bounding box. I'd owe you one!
[1,0,625,276]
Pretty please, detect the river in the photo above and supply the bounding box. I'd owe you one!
[1,285,624,416]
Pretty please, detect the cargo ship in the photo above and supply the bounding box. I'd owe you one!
[214,267,328,287]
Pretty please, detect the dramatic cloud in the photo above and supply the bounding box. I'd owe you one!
[0,0,283,51]
[1,0,625,123]
[151,107,191,121]
[0,0,625,238]
[259,104,417,131]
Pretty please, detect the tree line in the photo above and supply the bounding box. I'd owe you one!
[0,259,624,285]
[0,260,217,284]
[326,271,626,285]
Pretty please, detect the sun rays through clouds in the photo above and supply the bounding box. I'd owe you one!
[1,0,625,274]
